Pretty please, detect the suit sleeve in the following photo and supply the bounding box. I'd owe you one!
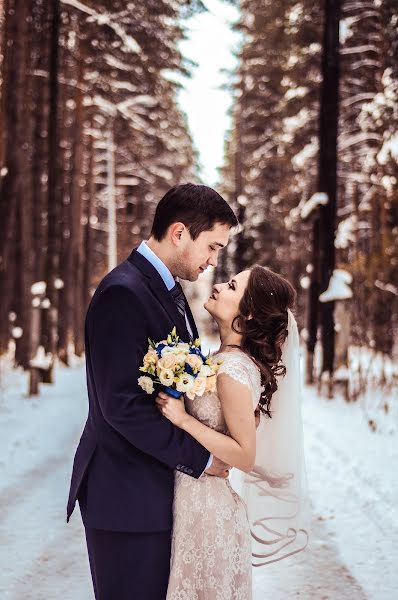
[88,284,210,478]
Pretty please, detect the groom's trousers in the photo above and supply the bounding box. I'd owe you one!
[84,527,171,600]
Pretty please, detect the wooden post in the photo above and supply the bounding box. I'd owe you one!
[29,302,41,395]
[333,300,351,401]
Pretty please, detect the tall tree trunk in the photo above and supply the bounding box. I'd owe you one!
[42,0,60,382]
[1,0,31,364]
[31,0,50,283]
[57,32,71,364]
[15,26,34,369]
[107,126,117,271]
[0,0,10,170]
[0,0,20,352]
[318,0,341,380]
[306,214,321,384]
[83,127,95,315]
[70,57,85,356]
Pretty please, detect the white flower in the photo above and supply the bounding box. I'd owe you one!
[199,364,213,377]
[161,346,177,356]
[186,376,207,400]
[176,373,195,394]
[138,376,154,394]
[158,368,175,386]
[161,347,187,365]
[176,342,190,353]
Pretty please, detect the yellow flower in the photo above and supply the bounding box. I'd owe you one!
[138,376,154,394]
[205,375,217,394]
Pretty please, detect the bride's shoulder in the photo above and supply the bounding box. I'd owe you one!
[215,349,261,383]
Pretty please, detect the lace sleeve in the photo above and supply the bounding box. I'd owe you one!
[217,356,251,389]
[217,353,262,409]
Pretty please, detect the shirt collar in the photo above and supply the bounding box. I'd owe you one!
[136,241,176,291]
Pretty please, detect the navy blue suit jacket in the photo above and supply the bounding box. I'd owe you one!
[66,249,210,532]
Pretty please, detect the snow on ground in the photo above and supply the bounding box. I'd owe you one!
[0,355,396,599]
[0,359,92,600]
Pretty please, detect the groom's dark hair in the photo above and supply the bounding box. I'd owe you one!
[151,183,238,241]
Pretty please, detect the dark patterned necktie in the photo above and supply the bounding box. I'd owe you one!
[170,281,186,319]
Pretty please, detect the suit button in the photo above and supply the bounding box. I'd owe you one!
[187,468,193,475]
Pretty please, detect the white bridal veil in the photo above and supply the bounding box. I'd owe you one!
[230,309,310,566]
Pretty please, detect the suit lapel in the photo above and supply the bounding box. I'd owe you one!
[128,249,190,341]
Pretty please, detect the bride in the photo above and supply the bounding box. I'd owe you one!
[156,264,309,599]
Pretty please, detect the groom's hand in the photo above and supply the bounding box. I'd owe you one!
[205,456,231,479]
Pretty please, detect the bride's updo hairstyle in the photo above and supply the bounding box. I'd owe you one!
[232,265,296,418]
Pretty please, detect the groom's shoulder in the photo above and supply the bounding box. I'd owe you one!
[90,258,147,306]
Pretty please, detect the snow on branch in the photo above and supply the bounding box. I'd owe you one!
[30,346,53,369]
[292,137,318,169]
[377,134,398,165]
[319,269,353,302]
[61,0,141,54]
[31,281,46,295]
[342,93,375,108]
[340,44,381,55]
[339,131,382,151]
[301,192,328,220]
[375,280,398,297]
[335,215,356,249]
[104,54,134,72]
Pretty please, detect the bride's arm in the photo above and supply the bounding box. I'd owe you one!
[156,374,256,473]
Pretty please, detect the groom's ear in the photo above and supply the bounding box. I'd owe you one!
[169,222,186,244]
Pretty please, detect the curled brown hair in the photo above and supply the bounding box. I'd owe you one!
[231,265,297,418]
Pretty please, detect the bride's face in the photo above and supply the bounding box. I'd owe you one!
[204,270,251,323]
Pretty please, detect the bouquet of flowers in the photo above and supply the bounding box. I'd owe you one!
[138,327,222,400]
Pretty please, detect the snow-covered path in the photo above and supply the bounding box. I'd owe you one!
[0,361,396,599]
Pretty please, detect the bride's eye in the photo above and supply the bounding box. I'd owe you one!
[228,282,235,290]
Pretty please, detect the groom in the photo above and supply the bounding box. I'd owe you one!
[66,183,238,599]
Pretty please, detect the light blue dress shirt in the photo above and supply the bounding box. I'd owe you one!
[137,241,193,337]
[136,241,213,472]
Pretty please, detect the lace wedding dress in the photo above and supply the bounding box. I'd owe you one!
[166,350,262,600]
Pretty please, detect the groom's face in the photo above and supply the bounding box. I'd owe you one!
[176,222,231,282]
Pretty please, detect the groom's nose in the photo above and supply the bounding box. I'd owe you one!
[208,254,218,267]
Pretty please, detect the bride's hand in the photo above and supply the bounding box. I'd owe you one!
[155,391,190,428]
